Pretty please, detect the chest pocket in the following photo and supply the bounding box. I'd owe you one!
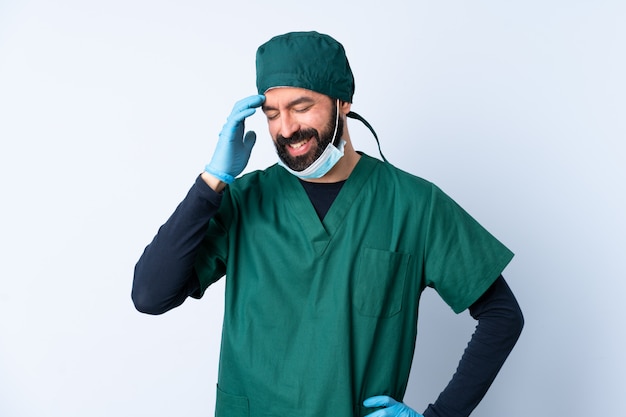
[354,248,411,318]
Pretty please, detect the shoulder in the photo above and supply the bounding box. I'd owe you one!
[362,154,436,195]
[224,164,288,201]
[229,164,281,187]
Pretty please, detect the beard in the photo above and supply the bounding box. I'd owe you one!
[274,103,344,172]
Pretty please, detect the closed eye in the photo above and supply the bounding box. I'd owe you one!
[262,108,279,120]
[294,105,313,113]
[262,96,316,120]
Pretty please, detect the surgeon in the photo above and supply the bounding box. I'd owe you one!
[132,31,524,417]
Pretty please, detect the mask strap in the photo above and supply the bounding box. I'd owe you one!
[331,99,340,147]
[347,111,388,163]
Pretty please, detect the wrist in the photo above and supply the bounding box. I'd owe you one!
[201,171,227,193]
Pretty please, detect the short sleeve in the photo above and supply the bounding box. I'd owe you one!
[423,185,514,313]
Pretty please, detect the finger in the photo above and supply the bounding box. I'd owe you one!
[227,107,257,125]
[226,95,265,127]
[243,131,257,150]
[363,395,396,408]
[231,94,265,114]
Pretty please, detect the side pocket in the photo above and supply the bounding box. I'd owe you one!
[354,248,410,318]
[215,385,249,417]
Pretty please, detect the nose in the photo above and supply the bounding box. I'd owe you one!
[278,112,300,139]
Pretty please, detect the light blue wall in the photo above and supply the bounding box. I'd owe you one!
[1,1,624,416]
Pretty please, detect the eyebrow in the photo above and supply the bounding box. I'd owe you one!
[262,96,316,113]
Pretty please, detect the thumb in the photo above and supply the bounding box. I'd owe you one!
[243,131,257,152]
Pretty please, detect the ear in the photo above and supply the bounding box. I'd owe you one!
[339,100,352,115]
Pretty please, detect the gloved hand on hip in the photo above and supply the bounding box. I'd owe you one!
[205,95,265,184]
[363,396,424,417]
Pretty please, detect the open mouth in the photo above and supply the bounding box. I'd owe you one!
[286,137,314,157]
[289,139,309,149]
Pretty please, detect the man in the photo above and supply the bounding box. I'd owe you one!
[133,31,523,417]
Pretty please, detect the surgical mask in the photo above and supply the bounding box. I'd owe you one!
[278,139,346,179]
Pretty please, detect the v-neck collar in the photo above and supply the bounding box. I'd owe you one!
[279,154,379,254]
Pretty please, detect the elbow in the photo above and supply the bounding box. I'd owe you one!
[131,257,199,315]
[132,259,180,315]
[131,275,188,315]
[513,304,525,340]
[131,286,168,315]
[131,270,175,315]
[132,264,167,315]
[501,301,525,348]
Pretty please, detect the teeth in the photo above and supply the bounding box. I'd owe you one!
[289,139,309,149]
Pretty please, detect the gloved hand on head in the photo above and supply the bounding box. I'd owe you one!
[363,396,424,417]
[205,94,265,184]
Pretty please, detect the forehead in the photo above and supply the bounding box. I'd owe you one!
[263,87,330,107]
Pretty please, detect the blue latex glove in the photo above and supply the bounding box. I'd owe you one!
[363,396,424,417]
[204,95,265,184]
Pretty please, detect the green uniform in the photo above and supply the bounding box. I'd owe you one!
[195,154,513,417]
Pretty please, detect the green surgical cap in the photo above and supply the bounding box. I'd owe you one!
[256,31,355,103]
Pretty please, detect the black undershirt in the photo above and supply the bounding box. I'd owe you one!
[298,179,346,220]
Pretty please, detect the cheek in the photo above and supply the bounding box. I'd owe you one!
[301,110,325,125]
[266,119,279,138]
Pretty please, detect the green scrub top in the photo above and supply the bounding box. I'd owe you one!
[195,154,513,417]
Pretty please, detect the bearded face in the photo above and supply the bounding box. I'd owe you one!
[274,102,344,172]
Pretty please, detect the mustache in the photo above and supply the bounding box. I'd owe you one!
[276,128,319,147]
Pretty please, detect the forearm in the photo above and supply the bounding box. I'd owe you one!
[132,175,223,314]
[423,276,524,417]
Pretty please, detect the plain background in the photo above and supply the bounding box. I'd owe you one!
[1,1,624,416]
